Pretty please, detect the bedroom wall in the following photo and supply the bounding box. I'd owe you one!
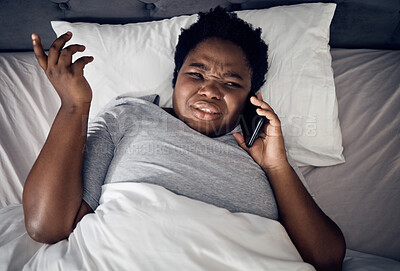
[0,0,399,51]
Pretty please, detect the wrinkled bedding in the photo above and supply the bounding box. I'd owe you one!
[1,48,400,269]
[0,182,314,270]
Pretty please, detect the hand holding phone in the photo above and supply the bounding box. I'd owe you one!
[239,97,269,148]
[234,93,287,172]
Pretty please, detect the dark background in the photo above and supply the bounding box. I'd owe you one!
[0,0,399,51]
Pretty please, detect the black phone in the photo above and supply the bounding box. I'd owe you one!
[239,98,268,148]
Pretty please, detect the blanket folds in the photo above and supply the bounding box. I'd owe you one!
[0,183,314,270]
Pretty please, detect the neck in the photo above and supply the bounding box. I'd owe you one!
[162,107,176,117]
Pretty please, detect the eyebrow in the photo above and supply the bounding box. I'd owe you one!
[223,72,244,81]
[188,62,244,81]
[189,62,209,71]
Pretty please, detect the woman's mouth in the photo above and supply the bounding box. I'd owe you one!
[190,101,222,120]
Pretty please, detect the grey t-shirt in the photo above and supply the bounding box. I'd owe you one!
[82,95,306,220]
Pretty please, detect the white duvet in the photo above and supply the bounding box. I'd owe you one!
[0,182,314,270]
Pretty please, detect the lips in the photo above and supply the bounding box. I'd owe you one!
[190,101,223,120]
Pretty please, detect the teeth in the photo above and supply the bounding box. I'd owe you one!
[198,108,214,114]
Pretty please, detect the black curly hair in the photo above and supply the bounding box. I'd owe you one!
[172,7,268,95]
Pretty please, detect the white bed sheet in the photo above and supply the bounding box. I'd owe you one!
[0,52,59,207]
[1,182,314,270]
[1,182,399,270]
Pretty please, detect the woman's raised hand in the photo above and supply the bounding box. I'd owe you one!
[32,32,94,108]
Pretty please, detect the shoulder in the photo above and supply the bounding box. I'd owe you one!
[101,94,160,112]
[92,94,160,120]
[87,94,161,136]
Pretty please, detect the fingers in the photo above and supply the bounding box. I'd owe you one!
[72,56,94,74]
[32,32,92,73]
[48,31,72,65]
[58,44,86,66]
[250,94,274,111]
[250,94,281,127]
[32,32,74,69]
[255,108,279,126]
[232,133,250,152]
[32,33,48,70]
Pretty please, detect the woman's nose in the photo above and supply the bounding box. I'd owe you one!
[198,80,223,100]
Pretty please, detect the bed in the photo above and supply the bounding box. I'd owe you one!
[0,0,399,270]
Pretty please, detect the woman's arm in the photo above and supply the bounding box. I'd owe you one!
[234,93,346,271]
[22,32,94,244]
[263,162,345,270]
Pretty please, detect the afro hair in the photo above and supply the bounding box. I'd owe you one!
[172,7,269,95]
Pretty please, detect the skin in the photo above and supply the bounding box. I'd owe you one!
[234,95,346,270]
[172,38,252,137]
[23,33,345,270]
[23,32,94,243]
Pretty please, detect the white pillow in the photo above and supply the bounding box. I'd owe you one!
[51,2,344,167]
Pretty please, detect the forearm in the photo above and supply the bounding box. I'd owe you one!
[23,103,90,243]
[264,161,345,270]
[233,93,345,269]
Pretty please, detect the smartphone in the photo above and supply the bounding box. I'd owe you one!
[239,98,268,148]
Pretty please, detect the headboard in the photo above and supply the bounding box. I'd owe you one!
[0,0,399,52]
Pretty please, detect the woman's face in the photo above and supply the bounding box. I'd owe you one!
[173,38,252,137]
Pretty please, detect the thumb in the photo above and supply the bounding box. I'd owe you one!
[233,133,250,152]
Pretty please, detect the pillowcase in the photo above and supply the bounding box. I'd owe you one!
[51,2,344,167]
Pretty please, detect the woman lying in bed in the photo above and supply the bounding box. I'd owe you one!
[23,7,345,271]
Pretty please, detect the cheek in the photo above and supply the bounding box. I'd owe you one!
[173,77,192,114]
[172,88,183,115]
[226,93,248,116]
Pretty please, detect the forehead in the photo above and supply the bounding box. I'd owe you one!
[184,38,251,76]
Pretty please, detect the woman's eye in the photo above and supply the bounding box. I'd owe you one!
[226,82,241,88]
[188,72,203,79]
